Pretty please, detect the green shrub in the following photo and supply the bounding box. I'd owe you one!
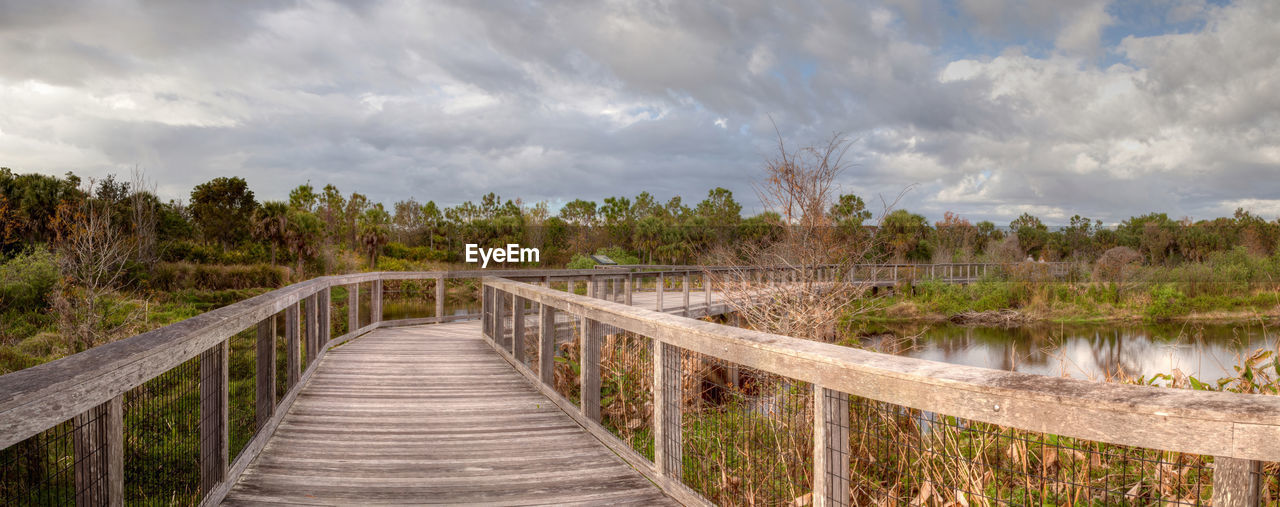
[1145,283,1188,322]
[0,248,59,311]
[158,240,269,265]
[150,262,287,291]
[383,242,448,262]
[567,254,595,269]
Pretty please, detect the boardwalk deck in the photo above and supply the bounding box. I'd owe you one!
[223,321,677,505]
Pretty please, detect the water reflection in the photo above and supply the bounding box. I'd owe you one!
[849,322,1278,383]
[369,298,481,321]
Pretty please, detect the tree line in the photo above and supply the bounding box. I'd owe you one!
[3,167,1280,277]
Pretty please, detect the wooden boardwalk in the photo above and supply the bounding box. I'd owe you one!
[223,321,677,505]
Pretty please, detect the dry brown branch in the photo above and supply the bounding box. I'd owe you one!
[53,179,141,351]
[710,129,907,342]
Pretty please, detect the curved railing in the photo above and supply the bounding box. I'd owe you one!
[0,261,1155,506]
[0,267,716,506]
[482,274,1279,506]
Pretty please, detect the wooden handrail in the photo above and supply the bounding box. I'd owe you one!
[0,261,1087,506]
[483,274,1278,506]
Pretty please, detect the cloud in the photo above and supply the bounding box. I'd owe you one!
[0,0,1275,226]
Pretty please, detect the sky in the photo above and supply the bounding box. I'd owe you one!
[1,0,1278,225]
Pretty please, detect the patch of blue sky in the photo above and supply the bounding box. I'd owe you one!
[922,0,1226,67]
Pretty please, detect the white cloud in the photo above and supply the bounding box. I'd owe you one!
[0,0,1274,226]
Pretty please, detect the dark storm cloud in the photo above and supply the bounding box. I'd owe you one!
[1,0,1277,225]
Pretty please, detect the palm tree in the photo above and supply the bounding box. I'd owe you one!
[358,206,390,267]
[285,210,321,276]
[252,201,289,265]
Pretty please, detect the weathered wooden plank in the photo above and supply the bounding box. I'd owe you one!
[814,386,850,507]
[199,341,227,496]
[624,274,633,306]
[223,321,674,505]
[654,341,682,479]
[73,399,109,507]
[428,274,442,323]
[682,272,690,317]
[106,395,122,507]
[655,273,664,312]
[486,325,713,507]
[1212,457,1260,507]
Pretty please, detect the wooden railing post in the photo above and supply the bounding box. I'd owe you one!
[199,340,228,496]
[580,318,601,422]
[539,303,555,385]
[703,272,711,315]
[371,279,382,325]
[656,273,664,312]
[255,317,275,429]
[347,283,358,332]
[304,294,317,367]
[73,396,122,506]
[682,272,691,317]
[319,288,330,346]
[1213,457,1261,507]
[493,290,506,348]
[512,296,525,360]
[814,386,850,507]
[286,302,300,388]
[481,286,489,338]
[107,396,122,506]
[624,274,633,306]
[435,274,445,321]
[653,341,682,479]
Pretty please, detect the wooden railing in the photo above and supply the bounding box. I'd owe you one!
[483,273,1279,506]
[0,267,718,506]
[0,261,1101,506]
[606,261,1079,284]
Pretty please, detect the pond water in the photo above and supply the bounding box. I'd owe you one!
[371,292,1278,385]
[847,321,1279,383]
[376,298,481,321]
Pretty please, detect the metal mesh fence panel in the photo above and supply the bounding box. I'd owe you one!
[274,313,289,403]
[598,325,655,462]
[123,354,202,504]
[0,407,108,506]
[330,285,350,336]
[840,393,1219,506]
[552,310,583,408]
[678,349,814,505]
[514,299,539,372]
[227,327,256,461]
[1258,464,1280,505]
